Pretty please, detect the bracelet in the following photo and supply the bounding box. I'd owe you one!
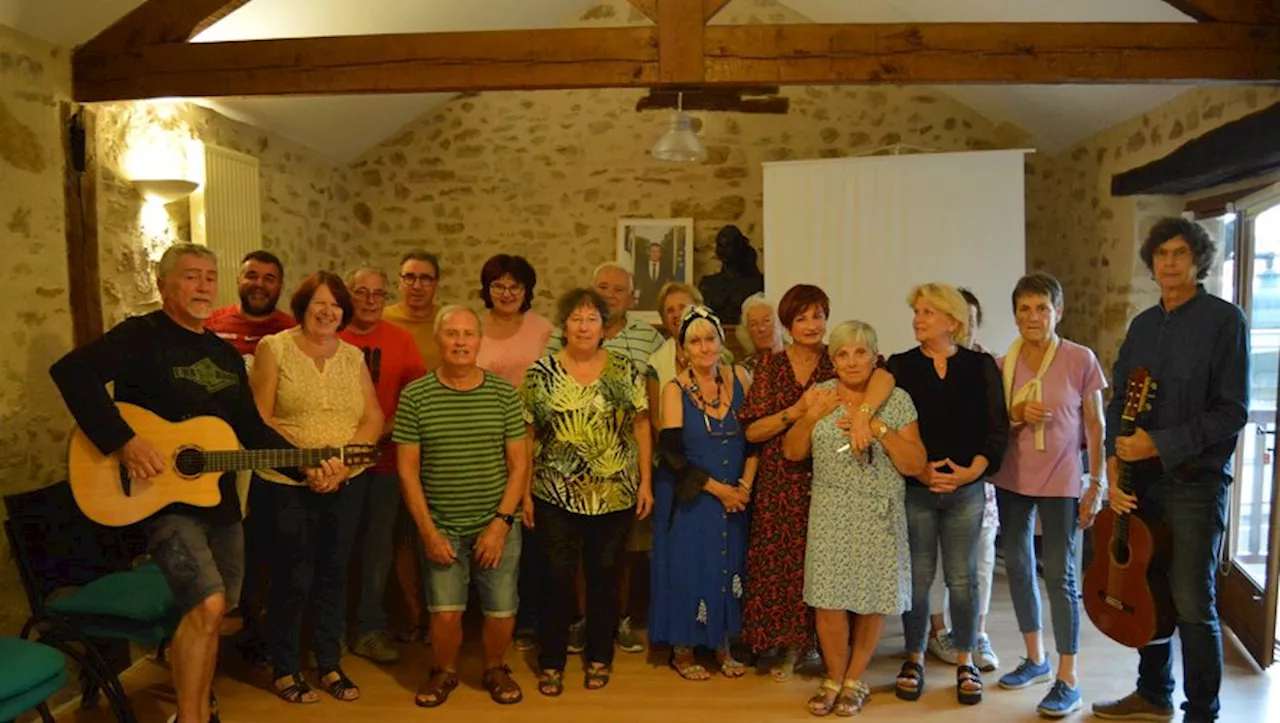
[857,403,874,417]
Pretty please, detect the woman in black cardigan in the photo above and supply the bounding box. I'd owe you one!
[887,282,1008,707]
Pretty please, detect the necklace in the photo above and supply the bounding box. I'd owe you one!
[687,367,724,409]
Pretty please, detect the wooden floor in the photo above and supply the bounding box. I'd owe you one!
[46,580,1280,723]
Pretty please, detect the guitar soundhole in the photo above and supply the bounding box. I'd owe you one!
[174,447,207,478]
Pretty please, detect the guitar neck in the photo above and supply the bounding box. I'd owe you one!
[200,448,343,472]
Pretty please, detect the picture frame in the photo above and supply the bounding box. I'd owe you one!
[617,217,695,323]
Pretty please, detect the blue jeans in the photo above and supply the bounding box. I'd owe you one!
[355,471,401,637]
[997,488,1080,655]
[1135,470,1227,721]
[266,476,366,675]
[903,482,985,654]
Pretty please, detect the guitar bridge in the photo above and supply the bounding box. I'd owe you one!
[1099,591,1134,613]
[118,464,132,497]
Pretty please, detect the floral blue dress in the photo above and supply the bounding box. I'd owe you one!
[649,376,748,648]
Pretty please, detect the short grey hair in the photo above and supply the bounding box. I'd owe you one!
[434,304,483,335]
[736,293,783,354]
[157,243,217,280]
[346,265,389,288]
[828,320,879,358]
[593,261,633,290]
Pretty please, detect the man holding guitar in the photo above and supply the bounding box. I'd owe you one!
[50,244,347,723]
[1094,218,1248,723]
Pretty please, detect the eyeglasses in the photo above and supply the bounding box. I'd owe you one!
[701,409,741,439]
[400,273,437,287]
[490,282,525,297]
[352,288,388,302]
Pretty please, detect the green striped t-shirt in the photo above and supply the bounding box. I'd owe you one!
[393,370,525,537]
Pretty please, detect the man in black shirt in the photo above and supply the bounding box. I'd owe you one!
[1095,218,1248,723]
[50,244,345,723]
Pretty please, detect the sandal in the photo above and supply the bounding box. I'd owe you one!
[415,668,459,707]
[835,680,870,717]
[771,647,800,682]
[584,662,611,690]
[482,664,523,705]
[895,660,924,701]
[807,678,841,716]
[716,649,747,679]
[537,669,564,697]
[671,647,710,681]
[271,673,319,704]
[956,664,983,705]
[318,667,360,702]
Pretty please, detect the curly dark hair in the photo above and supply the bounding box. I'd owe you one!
[479,254,537,312]
[1140,217,1217,281]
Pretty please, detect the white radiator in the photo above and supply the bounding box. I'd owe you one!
[188,141,262,306]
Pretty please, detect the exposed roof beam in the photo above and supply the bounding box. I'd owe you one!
[74,27,660,101]
[73,22,1279,102]
[704,0,732,22]
[79,0,251,55]
[703,22,1280,85]
[1160,1,1280,24]
[660,0,706,82]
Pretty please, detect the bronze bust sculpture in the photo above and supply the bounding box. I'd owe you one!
[698,225,763,325]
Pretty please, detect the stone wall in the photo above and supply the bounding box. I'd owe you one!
[95,101,354,325]
[1026,87,1280,373]
[0,24,74,634]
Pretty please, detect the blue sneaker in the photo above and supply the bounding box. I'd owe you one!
[1036,680,1083,717]
[997,657,1053,689]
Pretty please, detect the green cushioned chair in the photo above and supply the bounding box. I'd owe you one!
[4,481,181,723]
[0,636,67,723]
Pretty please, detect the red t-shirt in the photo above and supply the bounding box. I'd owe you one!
[339,320,427,472]
[205,306,296,364]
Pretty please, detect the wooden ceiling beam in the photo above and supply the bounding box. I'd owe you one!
[1160,1,1280,24]
[73,27,659,101]
[704,0,732,22]
[659,0,706,83]
[628,0,658,22]
[703,22,1280,84]
[79,0,252,55]
[72,22,1279,102]
[627,1,734,24]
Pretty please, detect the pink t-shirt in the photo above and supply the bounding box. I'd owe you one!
[477,312,555,388]
[992,339,1107,498]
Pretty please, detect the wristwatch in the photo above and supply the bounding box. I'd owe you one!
[495,512,516,527]
[874,421,889,440]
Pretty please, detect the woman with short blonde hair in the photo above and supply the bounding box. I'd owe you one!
[888,281,1008,707]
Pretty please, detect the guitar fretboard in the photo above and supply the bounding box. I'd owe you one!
[199,448,344,472]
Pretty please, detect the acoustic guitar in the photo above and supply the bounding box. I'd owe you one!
[68,402,378,527]
[1082,367,1176,649]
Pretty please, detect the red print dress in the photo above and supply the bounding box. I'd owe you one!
[739,348,836,651]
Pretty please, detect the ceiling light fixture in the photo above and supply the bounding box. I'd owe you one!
[651,92,707,163]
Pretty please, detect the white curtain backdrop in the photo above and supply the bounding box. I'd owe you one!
[762,149,1030,357]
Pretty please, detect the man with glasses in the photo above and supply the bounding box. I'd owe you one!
[385,250,444,373]
[339,266,427,664]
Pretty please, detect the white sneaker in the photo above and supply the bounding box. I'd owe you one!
[927,629,959,664]
[974,632,1000,672]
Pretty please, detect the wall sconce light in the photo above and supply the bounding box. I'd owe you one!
[132,179,199,205]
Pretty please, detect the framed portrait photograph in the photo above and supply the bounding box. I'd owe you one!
[617,217,694,323]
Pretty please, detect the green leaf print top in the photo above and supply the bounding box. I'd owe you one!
[519,350,648,515]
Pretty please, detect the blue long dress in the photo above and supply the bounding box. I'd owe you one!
[649,377,748,649]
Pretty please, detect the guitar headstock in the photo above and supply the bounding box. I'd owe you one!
[341,444,381,467]
[1120,367,1156,422]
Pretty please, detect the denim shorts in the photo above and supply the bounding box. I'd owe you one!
[423,524,521,617]
[146,514,244,612]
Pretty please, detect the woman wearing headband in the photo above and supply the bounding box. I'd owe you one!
[650,305,756,681]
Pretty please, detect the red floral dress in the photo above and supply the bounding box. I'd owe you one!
[739,348,836,651]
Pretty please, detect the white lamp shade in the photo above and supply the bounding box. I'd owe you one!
[133,179,199,205]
